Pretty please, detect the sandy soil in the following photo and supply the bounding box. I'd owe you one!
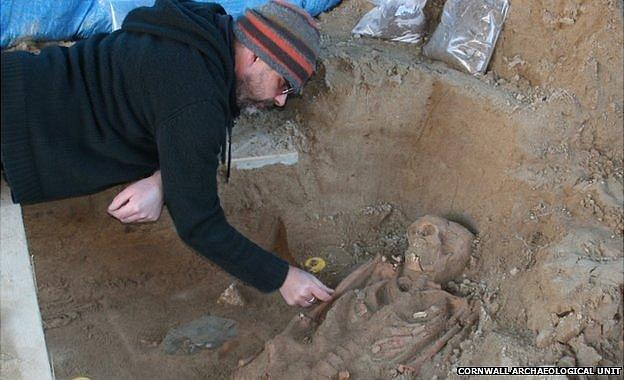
[23,190,298,379]
[16,0,623,378]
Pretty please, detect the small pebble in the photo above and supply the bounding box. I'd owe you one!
[412,311,427,319]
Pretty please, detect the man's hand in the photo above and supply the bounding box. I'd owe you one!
[279,265,334,307]
[107,171,164,223]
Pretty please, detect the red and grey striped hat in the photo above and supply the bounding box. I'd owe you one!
[233,0,321,93]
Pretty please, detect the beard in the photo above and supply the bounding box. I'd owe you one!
[235,73,274,111]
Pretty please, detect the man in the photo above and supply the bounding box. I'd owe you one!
[1,0,333,307]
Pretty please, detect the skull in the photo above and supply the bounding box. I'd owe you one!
[404,215,474,284]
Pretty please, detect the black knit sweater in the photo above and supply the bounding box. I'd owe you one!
[0,0,289,292]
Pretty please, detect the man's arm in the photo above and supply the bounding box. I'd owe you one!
[109,145,334,305]
[155,100,291,292]
[154,100,333,305]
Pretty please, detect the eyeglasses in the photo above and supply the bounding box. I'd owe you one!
[280,79,296,96]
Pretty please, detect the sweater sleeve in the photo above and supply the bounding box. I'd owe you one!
[155,100,289,292]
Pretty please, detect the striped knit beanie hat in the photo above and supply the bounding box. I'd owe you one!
[233,0,321,93]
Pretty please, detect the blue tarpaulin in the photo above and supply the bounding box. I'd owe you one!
[1,0,339,48]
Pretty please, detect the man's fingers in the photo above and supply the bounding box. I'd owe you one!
[302,266,334,294]
[279,266,337,308]
[299,296,318,308]
[318,282,335,295]
[311,277,334,295]
[120,213,141,224]
[108,188,133,212]
[297,287,333,308]
[311,286,333,302]
[111,202,141,222]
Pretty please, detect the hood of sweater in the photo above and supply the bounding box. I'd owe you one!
[122,0,239,175]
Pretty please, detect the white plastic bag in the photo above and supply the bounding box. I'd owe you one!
[352,0,428,44]
[423,0,509,75]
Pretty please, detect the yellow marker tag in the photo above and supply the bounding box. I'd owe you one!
[72,377,90,380]
[304,257,326,273]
